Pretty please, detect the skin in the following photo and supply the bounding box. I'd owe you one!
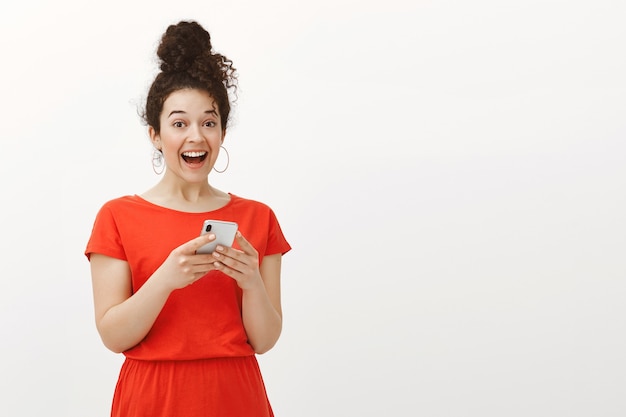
[90,88,283,355]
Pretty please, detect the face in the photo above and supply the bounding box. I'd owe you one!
[150,88,225,183]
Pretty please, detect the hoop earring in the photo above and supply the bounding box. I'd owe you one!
[152,148,165,175]
[213,145,230,173]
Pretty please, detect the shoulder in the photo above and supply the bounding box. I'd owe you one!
[227,193,285,227]
[99,195,139,209]
[229,193,274,213]
[97,195,158,213]
[227,194,291,255]
[93,195,159,223]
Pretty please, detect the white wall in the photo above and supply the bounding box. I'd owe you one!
[1,1,624,416]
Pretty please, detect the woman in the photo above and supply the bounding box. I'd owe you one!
[85,20,291,416]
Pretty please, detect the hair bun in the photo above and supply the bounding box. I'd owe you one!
[157,21,212,73]
[143,20,237,133]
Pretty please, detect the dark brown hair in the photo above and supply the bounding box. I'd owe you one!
[142,21,237,133]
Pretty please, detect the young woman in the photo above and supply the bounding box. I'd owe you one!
[85,20,291,417]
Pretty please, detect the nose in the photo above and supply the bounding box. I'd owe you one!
[187,124,203,142]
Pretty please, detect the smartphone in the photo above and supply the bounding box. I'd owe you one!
[196,220,238,254]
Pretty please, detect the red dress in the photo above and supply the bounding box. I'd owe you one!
[85,194,291,417]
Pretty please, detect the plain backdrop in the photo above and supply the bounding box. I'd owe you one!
[1,1,625,416]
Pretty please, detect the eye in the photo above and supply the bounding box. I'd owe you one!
[173,121,185,128]
[204,120,217,128]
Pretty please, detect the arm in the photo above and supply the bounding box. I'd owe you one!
[90,254,171,353]
[242,254,283,354]
[213,232,284,354]
[90,233,219,353]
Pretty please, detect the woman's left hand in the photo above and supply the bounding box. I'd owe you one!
[212,231,263,290]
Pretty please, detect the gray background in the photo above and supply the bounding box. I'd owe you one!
[1,1,624,416]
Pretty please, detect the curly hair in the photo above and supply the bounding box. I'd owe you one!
[142,21,237,133]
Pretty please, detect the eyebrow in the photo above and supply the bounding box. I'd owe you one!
[167,109,219,117]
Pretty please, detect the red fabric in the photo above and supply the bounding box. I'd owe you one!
[85,193,290,416]
[112,356,274,417]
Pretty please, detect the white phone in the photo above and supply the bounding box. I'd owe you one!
[196,219,238,254]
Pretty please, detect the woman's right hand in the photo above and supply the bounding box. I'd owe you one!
[154,233,220,291]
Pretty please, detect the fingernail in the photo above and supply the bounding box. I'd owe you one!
[216,246,224,251]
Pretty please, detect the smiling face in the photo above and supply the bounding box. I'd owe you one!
[149,88,225,183]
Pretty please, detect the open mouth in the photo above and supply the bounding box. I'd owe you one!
[181,151,208,164]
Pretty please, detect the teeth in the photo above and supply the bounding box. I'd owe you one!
[182,151,207,157]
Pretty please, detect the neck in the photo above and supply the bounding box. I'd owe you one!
[141,177,230,213]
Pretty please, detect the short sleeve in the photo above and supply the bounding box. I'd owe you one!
[84,203,127,261]
[265,208,291,257]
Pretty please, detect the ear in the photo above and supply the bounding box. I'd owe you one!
[148,126,161,149]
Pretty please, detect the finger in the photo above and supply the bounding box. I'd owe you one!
[189,256,220,275]
[191,254,219,268]
[233,231,254,253]
[184,233,216,253]
[232,232,259,261]
[213,258,244,277]
[212,248,242,268]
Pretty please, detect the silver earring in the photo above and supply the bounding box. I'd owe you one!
[213,145,230,173]
[152,148,165,175]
